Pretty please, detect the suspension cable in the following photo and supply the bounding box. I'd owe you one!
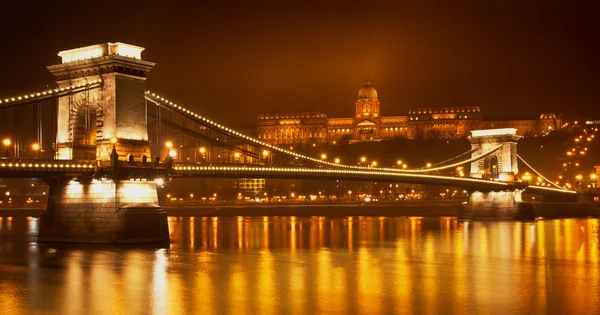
[145,90,507,172]
[402,144,503,173]
[413,147,479,170]
[517,154,565,190]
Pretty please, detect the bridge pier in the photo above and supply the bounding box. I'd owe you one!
[38,179,169,245]
[459,189,535,220]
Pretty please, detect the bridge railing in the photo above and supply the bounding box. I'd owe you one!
[0,159,96,170]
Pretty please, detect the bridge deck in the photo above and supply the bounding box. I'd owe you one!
[0,160,576,197]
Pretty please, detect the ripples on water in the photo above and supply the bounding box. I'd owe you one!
[0,215,598,314]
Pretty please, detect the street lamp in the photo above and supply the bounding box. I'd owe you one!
[396,159,402,166]
[360,156,367,163]
[371,161,378,167]
[334,157,340,164]
[262,149,271,164]
[320,153,327,160]
[575,174,584,190]
[198,146,208,163]
[2,138,11,158]
[426,162,432,168]
[165,141,173,148]
[32,143,40,159]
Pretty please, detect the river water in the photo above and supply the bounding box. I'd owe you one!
[0,215,598,314]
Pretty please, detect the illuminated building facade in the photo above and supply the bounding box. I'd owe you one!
[482,114,561,137]
[234,178,266,195]
[256,112,328,145]
[256,82,562,144]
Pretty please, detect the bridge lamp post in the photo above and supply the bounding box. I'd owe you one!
[320,153,327,160]
[396,160,402,167]
[591,173,597,189]
[402,164,408,169]
[3,138,12,158]
[199,147,207,163]
[165,141,173,160]
[360,156,367,166]
[262,150,271,164]
[575,174,583,189]
[32,143,40,159]
[426,162,432,168]
[334,157,340,164]
[371,161,378,167]
[234,152,241,163]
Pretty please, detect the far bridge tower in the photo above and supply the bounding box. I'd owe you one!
[461,128,531,219]
[468,128,521,181]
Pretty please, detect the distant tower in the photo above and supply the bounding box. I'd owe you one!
[469,128,521,181]
[355,81,380,118]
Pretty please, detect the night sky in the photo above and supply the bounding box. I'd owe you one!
[1,1,599,128]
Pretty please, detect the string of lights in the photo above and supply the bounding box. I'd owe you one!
[144,90,494,174]
[171,163,576,196]
[517,154,564,190]
[0,161,95,169]
[412,147,479,170]
[0,79,103,108]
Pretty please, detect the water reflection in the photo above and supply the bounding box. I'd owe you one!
[0,215,598,314]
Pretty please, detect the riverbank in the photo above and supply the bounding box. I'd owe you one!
[0,201,462,217]
[1,200,599,218]
[164,200,463,217]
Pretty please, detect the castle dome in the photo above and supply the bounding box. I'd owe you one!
[357,82,378,100]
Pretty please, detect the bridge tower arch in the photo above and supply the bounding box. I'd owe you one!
[468,128,521,181]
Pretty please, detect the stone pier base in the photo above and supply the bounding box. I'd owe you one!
[39,180,170,245]
[459,190,535,220]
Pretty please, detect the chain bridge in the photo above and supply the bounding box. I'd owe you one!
[0,42,577,244]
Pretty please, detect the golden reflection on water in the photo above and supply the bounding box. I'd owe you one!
[0,216,598,314]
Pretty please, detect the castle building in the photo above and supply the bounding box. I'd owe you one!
[256,82,562,144]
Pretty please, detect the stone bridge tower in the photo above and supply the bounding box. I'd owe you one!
[47,42,154,161]
[39,43,168,245]
[469,128,521,181]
